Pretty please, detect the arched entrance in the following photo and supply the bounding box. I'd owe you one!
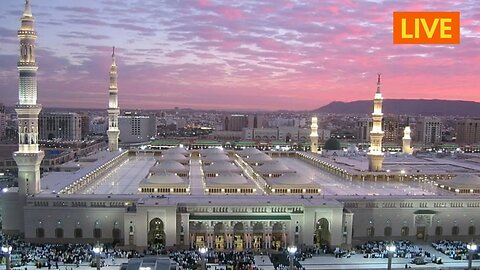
[253,222,264,250]
[314,218,331,247]
[190,222,207,249]
[214,223,225,250]
[272,222,285,251]
[233,222,245,251]
[148,218,165,249]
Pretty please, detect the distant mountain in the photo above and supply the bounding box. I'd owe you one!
[314,99,480,116]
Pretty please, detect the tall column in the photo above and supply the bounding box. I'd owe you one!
[402,127,413,154]
[310,116,319,153]
[107,47,120,151]
[13,0,44,196]
[367,74,385,172]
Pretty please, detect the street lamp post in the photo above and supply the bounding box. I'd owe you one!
[1,245,12,270]
[386,242,396,270]
[92,243,101,270]
[287,246,297,270]
[198,247,207,270]
[467,242,477,270]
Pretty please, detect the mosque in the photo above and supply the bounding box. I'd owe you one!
[3,1,480,250]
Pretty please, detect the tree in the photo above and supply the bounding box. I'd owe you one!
[324,138,341,150]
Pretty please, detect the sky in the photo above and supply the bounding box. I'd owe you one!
[0,0,479,111]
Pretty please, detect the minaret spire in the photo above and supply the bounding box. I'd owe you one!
[310,116,319,153]
[23,0,32,17]
[376,73,381,93]
[367,74,385,172]
[107,47,120,152]
[14,0,44,196]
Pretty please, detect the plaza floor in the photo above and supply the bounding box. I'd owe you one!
[79,154,155,195]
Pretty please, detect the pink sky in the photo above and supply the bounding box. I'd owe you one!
[0,0,479,111]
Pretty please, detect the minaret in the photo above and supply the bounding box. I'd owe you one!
[367,74,385,172]
[310,116,319,153]
[402,127,413,154]
[107,46,120,151]
[13,0,45,196]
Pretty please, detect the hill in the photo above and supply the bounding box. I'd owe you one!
[315,99,480,116]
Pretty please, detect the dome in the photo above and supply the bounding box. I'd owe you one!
[200,148,225,156]
[244,153,272,163]
[437,174,480,188]
[206,173,249,185]
[203,161,241,173]
[238,148,262,157]
[164,147,189,156]
[255,160,292,174]
[149,160,188,173]
[347,144,358,153]
[202,154,231,163]
[268,173,313,185]
[155,153,189,162]
[146,172,185,184]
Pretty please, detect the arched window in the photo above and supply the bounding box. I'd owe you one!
[36,228,45,238]
[384,226,392,237]
[94,228,102,239]
[94,220,102,239]
[452,226,459,236]
[435,226,443,236]
[401,226,409,237]
[74,228,83,238]
[367,226,375,237]
[112,228,121,240]
[55,228,64,238]
[468,225,476,236]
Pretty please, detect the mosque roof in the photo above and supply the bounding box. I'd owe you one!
[149,160,189,173]
[203,161,242,173]
[436,174,480,188]
[255,160,293,174]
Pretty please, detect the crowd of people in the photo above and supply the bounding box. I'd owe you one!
[432,240,479,260]
[169,250,257,270]
[0,233,139,268]
[356,240,428,259]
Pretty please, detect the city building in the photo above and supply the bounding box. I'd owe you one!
[356,118,372,143]
[243,127,330,142]
[456,118,480,145]
[39,112,83,141]
[383,116,401,142]
[224,114,248,131]
[0,104,6,140]
[119,112,156,143]
[416,116,442,144]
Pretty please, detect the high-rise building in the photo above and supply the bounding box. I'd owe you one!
[107,47,120,151]
[367,74,384,172]
[224,114,248,131]
[119,112,156,143]
[13,0,45,196]
[456,118,480,145]
[79,112,89,140]
[383,116,401,142]
[247,114,263,129]
[356,118,372,143]
[416,116,442,144]
[0,104,6,140]
[39,112,82,141]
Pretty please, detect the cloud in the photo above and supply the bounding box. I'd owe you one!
[0,0,478,110]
